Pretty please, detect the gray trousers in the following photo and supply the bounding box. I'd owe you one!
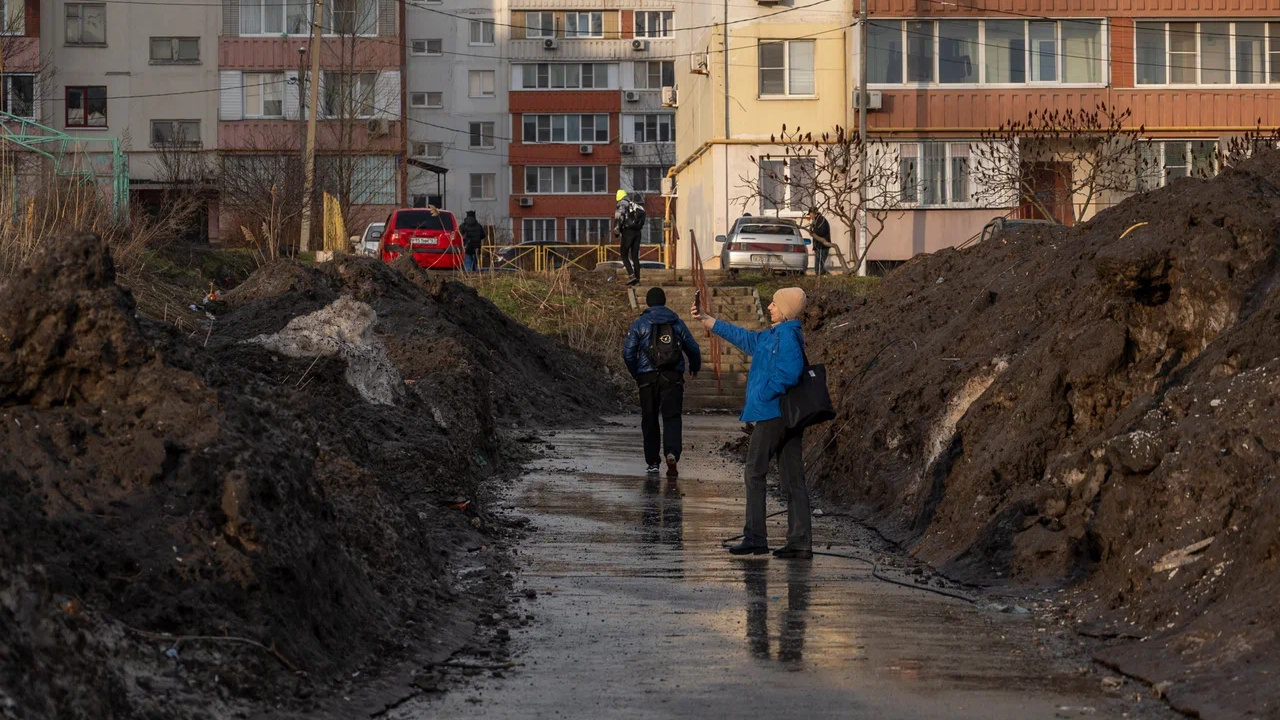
[743,417,810,548]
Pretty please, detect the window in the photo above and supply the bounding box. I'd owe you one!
[324,156,395,205]
[149,37,199,64]
[759,157,814,212]
[633,61,675,90]
[321,71,376,118]
[468,70,496,97]
[631,114,674,143]
[65,4,106,45]
[240,0,310,35]
[643,217,664,245]
[470,19,495,45]
[65,86,107,127]
[523,218,556,243]
[522,114,609,143]
[1136,22,1280,85]
[409,91,442,108]
[1,0,20,34]
[325,0,376,35]
[469,121,495,148]
[871,19,1105,86]
[517,63,613,90]
[150,120,201,147]
[898,141,973,206]
[630,166,669,193]
[1139,140,1218,190]
[470,173,496,200]
[758,40,815,96]
[565,12,603,38]
[524,166,608,194]
[567,218,611,243]
[1,75,35,117]
[415,141,444,158]
[411,39,442,55]
[526,12,554,39]
[244,72,285,117]
[635,11,673,39]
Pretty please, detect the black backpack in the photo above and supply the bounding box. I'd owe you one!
[646,322,682,370]
[625,202,647,231]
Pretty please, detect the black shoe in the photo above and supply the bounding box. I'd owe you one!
[665,454,678,477]
[772,546,813,559]
[627,277,640,286]
[646,464,660,474]
[728,541,770,556]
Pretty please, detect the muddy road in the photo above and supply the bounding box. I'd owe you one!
[391,416,1179,720]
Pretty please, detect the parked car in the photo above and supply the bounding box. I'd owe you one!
[353,222,384,256]
[717,217,809,274]
[379,209,462,269]
[978,216,1054,244]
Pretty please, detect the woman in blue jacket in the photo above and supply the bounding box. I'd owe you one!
[691,288,811,559]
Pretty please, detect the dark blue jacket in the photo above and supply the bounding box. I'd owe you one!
[712,319,805,422]
[623,307,702,376]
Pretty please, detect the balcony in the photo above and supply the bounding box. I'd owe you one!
[509,37,672,61]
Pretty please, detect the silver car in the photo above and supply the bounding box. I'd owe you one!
[716,217,810,274]
[355,222,385,256]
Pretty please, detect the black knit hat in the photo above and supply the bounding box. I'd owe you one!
[646,287,666,307]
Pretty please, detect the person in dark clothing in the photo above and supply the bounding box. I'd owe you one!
[806,208,832,276]
[623,287,702,477]
[613,190,644,286]
[459,210,486,272]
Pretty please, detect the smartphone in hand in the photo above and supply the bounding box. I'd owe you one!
[694,289,702,310]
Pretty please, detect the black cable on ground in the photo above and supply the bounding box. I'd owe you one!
[718,508,789,545]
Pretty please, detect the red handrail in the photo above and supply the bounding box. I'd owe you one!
[686,229,722,393]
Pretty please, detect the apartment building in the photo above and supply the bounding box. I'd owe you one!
[862,1,1280,272]
[508,2,675,247]
[404,0,510,231]
[671,0,855,269]
[1,0,41,118]
[217,0,403,240]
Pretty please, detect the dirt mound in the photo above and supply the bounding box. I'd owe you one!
[808,152,1280,720]
[0,239,618,719]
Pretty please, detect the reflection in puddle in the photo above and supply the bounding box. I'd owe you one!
[742,562,812,669]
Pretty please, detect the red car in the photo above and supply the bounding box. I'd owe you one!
[379,208,463,269]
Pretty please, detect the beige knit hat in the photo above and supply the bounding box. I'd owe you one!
[772,287,806,321]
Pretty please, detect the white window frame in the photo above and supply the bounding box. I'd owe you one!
[565,11,603,39]
[526,12,554,39]
[410,38,443,56]
[320,71,377,119]
[896,141,977,208]
[630,166,669,193]
[1138,139,1219,190]
[758,156,817,213]
[150,119,201,148]
[1,0,22,34]
[65,3,107,46]
[1135,21,1280,87]
[468,70,496,98]
[244,72,286,118]
[521,114,610,144]
[1,74,37,118]
[643,216,665,245]
[149,36,200,64]
[470,173,497,200]
[630,114,674,143]
[757,39,816,97]
[523,166,609,194]
[469,121,496,148]
[566,217,612,243]
[633,61,675,90]
[868,18,1110,88]
[635,11,673,39]
[414,141,444,158]
[522,218,557,242]
[324,0,378,37]
[238,0,311,37]
[517,63,614,90]
[469,19,495,45]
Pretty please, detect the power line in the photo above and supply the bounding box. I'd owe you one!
[912,0,1264,41]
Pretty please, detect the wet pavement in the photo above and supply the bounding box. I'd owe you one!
[393,415,1148,720]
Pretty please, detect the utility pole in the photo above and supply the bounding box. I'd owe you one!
[856,0,868,276]
[298,0,324,252]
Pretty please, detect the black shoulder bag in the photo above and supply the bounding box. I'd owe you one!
[780,347,835,430]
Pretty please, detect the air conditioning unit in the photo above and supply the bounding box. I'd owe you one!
[542,38,559,51]
[661,86,677,107]
[661,176,676,197]
[366,118,390,136]
[619,143,635,155]
[623,90,640,103]
[757,0,782,5]
[518,196,534,207]
[852,89,883,111]
[691,51,709,75]
[579,144,594,155]
[631,39,649,52]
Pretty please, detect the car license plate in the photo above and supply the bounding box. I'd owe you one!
[412,237,439,246]
[751,254,785,263]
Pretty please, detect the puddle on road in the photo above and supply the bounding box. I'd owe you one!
[392,416,1133,720]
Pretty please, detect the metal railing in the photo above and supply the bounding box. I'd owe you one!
[477,243,666,272]
[687,229,722,393]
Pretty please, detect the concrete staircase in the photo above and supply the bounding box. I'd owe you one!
[630,285,766,412]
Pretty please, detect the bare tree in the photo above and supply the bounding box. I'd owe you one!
[1219,120,1280,167]
[739,124,903,273]
[969,104,1153,224]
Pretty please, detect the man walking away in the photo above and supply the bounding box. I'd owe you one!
[691,288,811,559]
[624,287,702,477]
[460,210,486,272]
[807,208,832,276]
[614,190,646,286]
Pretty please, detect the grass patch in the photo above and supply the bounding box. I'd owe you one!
[723,273,881,302]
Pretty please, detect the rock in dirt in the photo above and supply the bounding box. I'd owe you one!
[806,150,1280,720]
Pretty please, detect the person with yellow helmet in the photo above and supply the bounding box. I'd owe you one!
[613,189,647,286]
